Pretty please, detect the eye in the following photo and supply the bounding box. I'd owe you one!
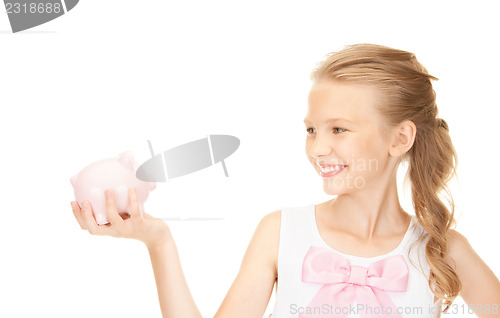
[333,127,347,134]
[306,127,347,135]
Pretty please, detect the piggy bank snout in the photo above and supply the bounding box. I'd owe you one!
[70,175,77,186]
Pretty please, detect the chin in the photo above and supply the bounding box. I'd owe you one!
[321,182,348,196]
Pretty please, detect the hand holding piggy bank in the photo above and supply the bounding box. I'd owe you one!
[70,151,156,225]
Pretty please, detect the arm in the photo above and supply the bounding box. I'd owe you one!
[214,210,280,318]
[72,187,280,318]
[147,210,281,318]
[147,231,202,318]
[72,188,203,318]
[445,230,500,317]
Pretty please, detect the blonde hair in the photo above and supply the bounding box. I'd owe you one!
[311,43,460,311]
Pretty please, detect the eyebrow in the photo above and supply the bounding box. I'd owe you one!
[303,118,353,125]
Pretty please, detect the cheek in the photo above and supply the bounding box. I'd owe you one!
[305,137,318,155]
[304,139,310,156]
[347,137,387,172]
[304,141,314,165]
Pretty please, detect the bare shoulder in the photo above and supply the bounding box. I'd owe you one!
[253,210,282,273]
[448,228,469,243]
[446,229,472,259]
[258,209,282,230]
[253,210,282,253]
[447,229,471,250]
[444,229,473,268]
[444,229,500,306]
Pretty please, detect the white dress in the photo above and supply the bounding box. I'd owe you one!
[269,204,442,318]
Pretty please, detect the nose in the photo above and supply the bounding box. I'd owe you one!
[307,134,333,161]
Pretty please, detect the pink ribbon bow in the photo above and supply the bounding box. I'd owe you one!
[300,246,409,318]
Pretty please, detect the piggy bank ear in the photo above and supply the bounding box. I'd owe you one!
[70,175,78,186]
[118,151,135,171]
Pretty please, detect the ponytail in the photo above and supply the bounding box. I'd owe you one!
[407,117,461,310]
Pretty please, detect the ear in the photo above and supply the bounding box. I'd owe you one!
[389,120,416,157]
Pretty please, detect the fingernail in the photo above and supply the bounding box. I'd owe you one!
[106,191,112,198]
[81,202,87,210]
[129,187,136,194]
[71,202,77,210]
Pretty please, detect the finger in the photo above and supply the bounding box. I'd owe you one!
[81,201,107,235]
[128,187,142,220]
[104,189,124,226]
[71,201,87,230]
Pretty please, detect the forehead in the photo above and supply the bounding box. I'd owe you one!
[304,79,381,124]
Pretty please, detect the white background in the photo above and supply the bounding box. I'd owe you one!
[1,1,499,317]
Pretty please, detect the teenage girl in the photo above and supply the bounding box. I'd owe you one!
[71,44,500,318]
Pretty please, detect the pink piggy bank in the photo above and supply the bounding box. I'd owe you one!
[70,151,156,225]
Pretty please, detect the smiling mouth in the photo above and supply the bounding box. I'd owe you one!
[318,164,347,177]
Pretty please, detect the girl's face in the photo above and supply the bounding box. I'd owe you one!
[304,79,395,196]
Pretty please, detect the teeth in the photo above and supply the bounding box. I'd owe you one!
[319,165,346,172]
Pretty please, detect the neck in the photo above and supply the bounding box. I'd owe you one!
[326,173,411,240]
